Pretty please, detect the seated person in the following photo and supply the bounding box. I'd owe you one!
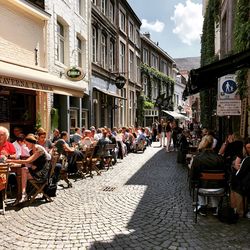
[0,126,16,160]
[190,135,226,216]
[37,128,53,153]
[51,128,60,144]
[6,134,51,203]
[12,134,30,159]
[81,130,94,147]
[55,131,84,173]
[231,138,250,217]
[70,127,82,146]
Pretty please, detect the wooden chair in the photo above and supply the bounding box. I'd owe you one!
[134,139,146,153]
[194,171,227,223]
[28,153,59,204]
[103,144,116,170]
[0,164,10,214]
[59,154,73,188]
[86,146,101,178]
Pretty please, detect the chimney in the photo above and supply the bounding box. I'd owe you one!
[144,32,150,39]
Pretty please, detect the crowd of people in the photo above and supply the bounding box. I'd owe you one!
[0,121,250,220]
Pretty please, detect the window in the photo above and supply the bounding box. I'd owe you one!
[70,109,78,132]
[120,88,126,126]
[109,1,114,22]
[136,56,140,83]
[129,50,134,80]
[119,41,125,73]
[101,0,106,15]
[119,9,126,32]
[82,110,88,128]
[76,37,82,67]
[129,21,134,42]
[143,48,149,64]
[151,53,158,69]
[109,40,114,71]
[57,21,65,63]
[161,60,168,74]
[77,0,83,16]
[136,30,140,47]
[101,34,107,67]
[92,26,97,62]
[129,91,134,125]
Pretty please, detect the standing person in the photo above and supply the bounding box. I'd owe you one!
[157,119,164,147]
[152,121,158,142]
[172,120,181,151]
[165,121,172,152]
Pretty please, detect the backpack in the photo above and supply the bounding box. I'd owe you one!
[217,196,239,224]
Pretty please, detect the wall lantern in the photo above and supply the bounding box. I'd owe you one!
[115,75,126,89]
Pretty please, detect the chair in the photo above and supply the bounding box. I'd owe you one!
[0,164,10,214]
[134,139,146,153]
[28,153,59,204]
[103,144,116,170]
[194,171,227,223]
[86,146,101,178]
[59,154,73,188]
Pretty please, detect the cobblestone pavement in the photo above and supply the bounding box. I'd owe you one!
[0,143,250,250]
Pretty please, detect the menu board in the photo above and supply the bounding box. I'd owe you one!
[0,95,10,122]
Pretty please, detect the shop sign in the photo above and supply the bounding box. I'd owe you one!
[217,99,241,116]
[0,76,53,92]
[65,66,85,81]
[218,74,239,100]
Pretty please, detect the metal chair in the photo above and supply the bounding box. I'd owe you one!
[194,171,227,223]
[0,164,10,214]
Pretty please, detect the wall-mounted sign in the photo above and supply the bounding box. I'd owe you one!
[217,99,241,116]
[65,66,85,81]
[218,74,239,100]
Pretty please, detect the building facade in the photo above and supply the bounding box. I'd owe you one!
[91,0,141,128]
[0,0,87,138]
[140,33,175,126]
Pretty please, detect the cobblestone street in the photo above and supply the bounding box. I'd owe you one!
[0,143,250,250]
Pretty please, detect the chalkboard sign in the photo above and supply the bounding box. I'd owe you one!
[0,95,10,122]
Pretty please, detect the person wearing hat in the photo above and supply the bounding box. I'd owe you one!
[6,134,51,203]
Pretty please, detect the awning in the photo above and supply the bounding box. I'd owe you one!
[93,87,126,99]
[162,110,189,120]
[0,61,88,97]
[184,48,250,96]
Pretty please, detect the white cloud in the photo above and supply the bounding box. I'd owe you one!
[141,19,165,33]
[171,0,203,45]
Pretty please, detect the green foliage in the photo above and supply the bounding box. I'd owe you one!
[137,95,145,126]
[144,100,154,109]
[141,63,175,86]
[35,112,42,131]
[233,0,250,100]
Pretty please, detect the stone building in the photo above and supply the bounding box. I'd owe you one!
[90,0,141,128]
[0,0,89,137]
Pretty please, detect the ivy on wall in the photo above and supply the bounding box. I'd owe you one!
[200,0,220,128]
[233,0,250,99]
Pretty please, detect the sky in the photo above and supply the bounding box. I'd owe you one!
[127,0,203,59]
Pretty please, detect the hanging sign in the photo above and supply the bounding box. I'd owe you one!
[65,66,85,81]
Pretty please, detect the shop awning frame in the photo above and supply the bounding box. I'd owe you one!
[0,61,88,97]
[93,87,127,100]
[185,48,250,96]
[162,110,189,120]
